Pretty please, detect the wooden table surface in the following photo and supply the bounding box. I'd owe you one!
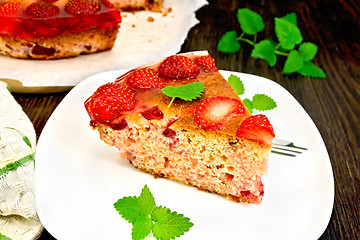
[11,0,359,239]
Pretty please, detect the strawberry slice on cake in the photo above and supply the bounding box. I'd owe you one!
[85,51,275,204]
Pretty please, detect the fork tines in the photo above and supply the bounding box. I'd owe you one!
[271,140,307,157]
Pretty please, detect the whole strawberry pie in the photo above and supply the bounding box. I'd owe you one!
[85,51,275,204]
[0,0,121,59]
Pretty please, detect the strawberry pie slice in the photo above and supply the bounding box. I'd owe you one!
[0,0,121,59]
[84,51,275,204]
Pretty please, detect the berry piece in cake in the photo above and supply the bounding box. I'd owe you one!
[193,96,246,131]
[141,106,164,120]
[158,55,200,80]
[236,114,275,146]
[25,1,60,18]
[125,69,164,91]
[84,83,137,123]
[65,0,101,15]
[194,55,218,72]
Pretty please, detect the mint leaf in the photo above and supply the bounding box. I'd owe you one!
[275,17,303,50]
[132,216,153,240]
[282,12,297,25]
[162,82,204,101]
[114,186,194,240]
[252,94,277,111]
[236,8,265,35]
[227,74,277,113]
[152,206,194,240]
[138,185,156,216]
[114,196,142,224]
[299,42,318,61]
[228,74,245,95]
[251,39,277,67]
[242,98,254,113]
[217,31,241,53]
[297,61,326,78]
[283,50,304,74]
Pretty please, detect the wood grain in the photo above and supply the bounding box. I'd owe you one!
[11,0,359,239]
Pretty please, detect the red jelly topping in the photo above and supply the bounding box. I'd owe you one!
[0,0,121,41]
[141,106,164,120]
[162,128,176,137]
[108,118,128,130]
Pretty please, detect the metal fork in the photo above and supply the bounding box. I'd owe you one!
[271,138,307,157]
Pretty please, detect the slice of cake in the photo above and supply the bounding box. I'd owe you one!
[0,0,121,60]
[84,51,275,203]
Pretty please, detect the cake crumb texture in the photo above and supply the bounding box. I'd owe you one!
[95,119,270,203]
[0,28,119,60]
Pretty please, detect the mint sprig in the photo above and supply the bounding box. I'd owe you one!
[161,82,205,108]
[114,185,194,240]
[228,74,277,113]
[217,9,326,78]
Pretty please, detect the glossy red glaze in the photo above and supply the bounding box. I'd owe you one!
[0,0,121,40]
[141,106,164,120]
[162,128,176,137]
[108,118,128,130]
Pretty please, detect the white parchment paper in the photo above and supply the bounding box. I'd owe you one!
[0,0,208,88]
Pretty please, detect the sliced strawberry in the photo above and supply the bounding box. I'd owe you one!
[158,55,200,80]
[236,114,275,146]
[84,83,137,123]
[125,68,164,91]
[65,0,101,15]
[193,96,246,131]
[25,1,59,18]
[194,55,218,72]
[0,1,20,15]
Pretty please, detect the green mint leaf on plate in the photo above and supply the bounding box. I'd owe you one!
[132,216,153,240]
[114,196,142,224]
[275,17,303,50]
[236,8,265,35]
[228,74,245,95]
[217,31,241,53]
[283,50,304,74]
[152,206,194,240]
[281,12,297,25]
[242,98,254,113]
[252,94,277,111]
[227,74,277,113]
[298,42,318,61]
[251,39,277,67]
[138,185,156,216]
[114,185,194,240]
[297,61,326,78]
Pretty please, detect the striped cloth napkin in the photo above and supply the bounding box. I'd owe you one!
[0,81,43,239]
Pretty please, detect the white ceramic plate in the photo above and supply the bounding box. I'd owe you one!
[35,70,334,240]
